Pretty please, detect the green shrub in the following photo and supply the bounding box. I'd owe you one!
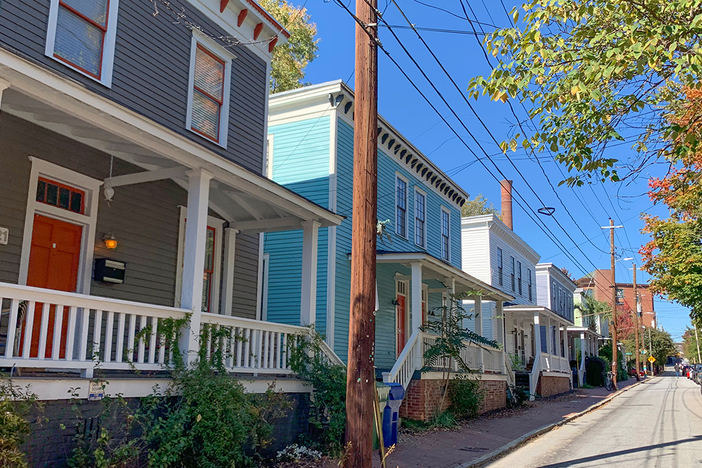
[288,331,346,454]
[447,375,484,419]
[0,378,39,468]
[585,356,608,387]
[506,384,530,408]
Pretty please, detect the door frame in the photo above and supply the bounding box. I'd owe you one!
[395,279,409,357]
[19,157,102,295]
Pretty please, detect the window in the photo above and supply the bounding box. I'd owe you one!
[441,209,450,261]
[36,177,84,214]
[265,135,274,179]
[527,268,532,301]
[510,256,515,291]
[45,0,119,86]
[175,208,224,313]
[552,280,557,307]
[414,190,426,248]
[186,33,233,147]
[517,261,522,295]
[497,248,503,286]
[396,176,407,238]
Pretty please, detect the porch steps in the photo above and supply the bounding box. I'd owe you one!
[514,371,530,389]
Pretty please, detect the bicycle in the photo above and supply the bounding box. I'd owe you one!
[604,371,614,391]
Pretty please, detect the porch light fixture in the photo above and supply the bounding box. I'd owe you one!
[103,232,118,250]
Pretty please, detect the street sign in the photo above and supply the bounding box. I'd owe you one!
[648,356,656,363]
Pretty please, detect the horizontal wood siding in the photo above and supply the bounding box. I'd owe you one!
[461,226,491,283]
[0,114,258,317]
[376,149,462,269]
[333,118,354,361]
[0,0,267,173]
[264,116,331,332]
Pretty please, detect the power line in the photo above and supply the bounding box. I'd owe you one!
[333,0,594,275]
[385,0,612,265]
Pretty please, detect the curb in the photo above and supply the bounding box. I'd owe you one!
[456,377,653,468]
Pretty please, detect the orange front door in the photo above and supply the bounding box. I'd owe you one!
[24,214,82,358]
[396,293,407,357]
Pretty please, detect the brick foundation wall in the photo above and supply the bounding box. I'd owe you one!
[400,378,507,421]
[536,374,571,398]
[21,393,310,467]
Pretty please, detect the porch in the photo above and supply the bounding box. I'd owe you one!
[504,306,573,399]
[0,49,343,384]
[377,252,513,390]
[567,326,601,387]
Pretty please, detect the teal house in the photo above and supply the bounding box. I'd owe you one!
[263,81,510,382]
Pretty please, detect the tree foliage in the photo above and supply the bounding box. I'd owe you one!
[258,0,319,93]
[460,194,500,218]
[468,0,702,186]
[682,325,701,362]
[641,87,702,320]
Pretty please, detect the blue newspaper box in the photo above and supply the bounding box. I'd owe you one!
[382,383,405,448]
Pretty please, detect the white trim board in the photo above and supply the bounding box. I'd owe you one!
[19,157,102,295]
[175,206,224,314]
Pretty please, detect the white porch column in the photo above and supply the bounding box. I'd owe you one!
[411,262,423,369]
[580,332,586,364]
[555,321,561,358]
[496,300,506,373]
[300,220,320,326]
[545,316,552,357]
[474,296,484,370]
[180,169,213,363]
[533,312,541,356]
[221,228,239,316]
[411,262,423,333]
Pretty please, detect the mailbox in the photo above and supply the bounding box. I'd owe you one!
[94,258,126,284]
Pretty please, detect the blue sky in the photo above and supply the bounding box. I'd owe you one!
[295,0,691,341]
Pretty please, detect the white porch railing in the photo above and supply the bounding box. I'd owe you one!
[383,329,422,389]
[529,351,572,398]
[199,312,344,374]
[0,282,343,376]
[383,331,505,390]
[0,283,189,373]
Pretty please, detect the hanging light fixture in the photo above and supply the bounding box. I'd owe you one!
[103,232,118,250]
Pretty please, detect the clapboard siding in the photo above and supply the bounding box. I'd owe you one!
[376,149,462,269]
[461,225,491,283]
[333,118,354,360]
[0,0,267,174]
[0,114,259,317]
[264,116,331,332]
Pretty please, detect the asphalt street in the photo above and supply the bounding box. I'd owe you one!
[487,369,702,467]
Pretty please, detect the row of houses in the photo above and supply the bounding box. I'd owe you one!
[0,0,613,461]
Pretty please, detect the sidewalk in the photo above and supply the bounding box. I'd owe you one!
[373,377,642,468]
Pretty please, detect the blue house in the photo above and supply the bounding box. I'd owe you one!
[263,81,511,410]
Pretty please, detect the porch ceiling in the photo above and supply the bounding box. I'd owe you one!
[374,251,513,302]
[505,305,575,326]
[0,55,342,233]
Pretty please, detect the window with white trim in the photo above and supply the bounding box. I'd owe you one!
[510,256,515,291]
[517,261,522,295]
[175,208,224,313]
[186,33,233,147]
[441,209,450,261]
[45,0,119,87]
[527,268,532,301]
[396,176,407,238]
[414,189,426,248]
[497,247,503,286]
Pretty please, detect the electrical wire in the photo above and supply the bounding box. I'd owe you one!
[332,0,593,275]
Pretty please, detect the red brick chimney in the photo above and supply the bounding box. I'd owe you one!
[500,179,513,230]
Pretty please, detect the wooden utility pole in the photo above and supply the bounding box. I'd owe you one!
[609,219,619,390]
[633,264,640,378]
[345,0,378,465]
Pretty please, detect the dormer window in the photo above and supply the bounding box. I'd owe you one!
[45,0,119,87]
[186,33,233,148]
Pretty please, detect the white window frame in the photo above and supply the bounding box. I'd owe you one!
[395,174,408,239]
[497,247,503,286]
[185,30,234,148]
[19,157,102,295]
[440,207,450,262]
[395,279,409,355]
[414,187,427,249]
[175,206,224,313]
[45,0,120,88]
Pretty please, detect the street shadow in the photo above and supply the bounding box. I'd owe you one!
[535,435,702,468]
